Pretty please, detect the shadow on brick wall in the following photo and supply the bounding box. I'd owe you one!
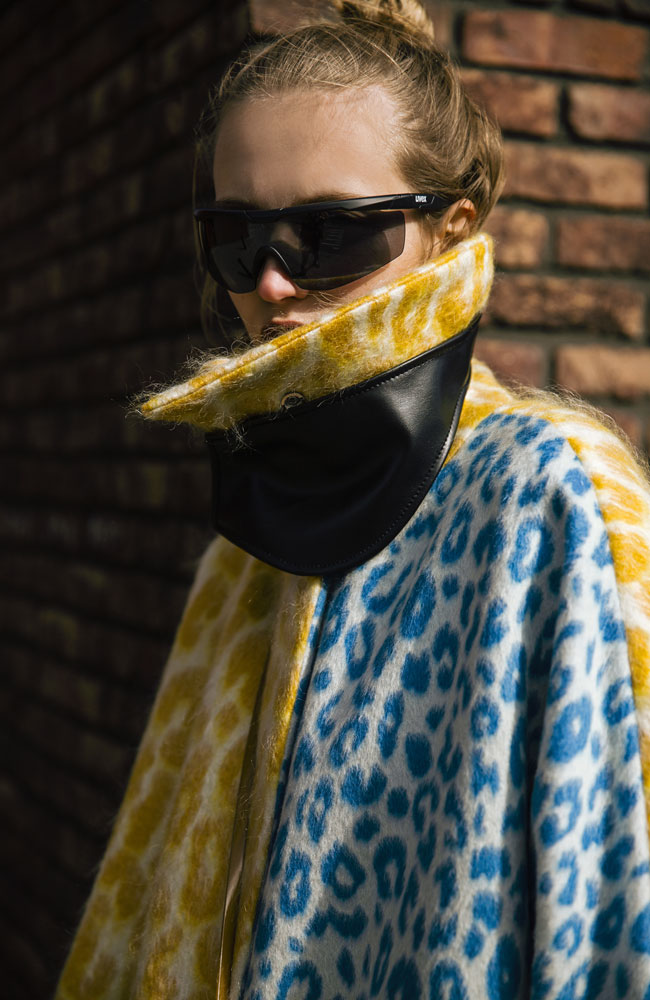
[0,1,247,995]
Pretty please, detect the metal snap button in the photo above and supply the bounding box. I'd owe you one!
[281,391,305,410]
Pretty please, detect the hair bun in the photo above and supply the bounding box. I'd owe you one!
[334,0,436,44]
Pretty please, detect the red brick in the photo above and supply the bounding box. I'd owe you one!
[462,70,558,137]
[11,699,132,784]
[148,16,226,91]
[82,515,210,573]
[250,0,337,33]
[488,275,645,338]
[86,511,208,574]
[51,99,192,204]
[85,59,145,128]
[144,145,195,212]
[3,243,117,317]
[0,594,170,686]
[3,643,98,728]
[0,551,189,634]
[485,207,550,268]
[462,10,647,81]
[556,345,650,399]
[0,334,194,408]
[39,403,199,459]
[0,0,119,100]
[86,173,145,235]
[5,785,103,879]
[568,84,650,145]
[5,214,189,307]
[556,215,650,273]
[60,134,116,198]
[3,640,158,741]
[0,287,147,362]
[3,60,145,179]
[109,212,194,284]
[503,142,648,209]
[474,338,547,386]
[156,0,223,34]
[7,739,117,834]
[3,399,202,457]
[423,1,453,49]
[2,119,188,236]
[148,272,203,329]
[3,100,183,237]
[0,172,145,277]
[1,450,207,515]
[0,5,150,140]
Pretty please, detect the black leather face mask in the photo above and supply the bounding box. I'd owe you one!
[205,318,479,577]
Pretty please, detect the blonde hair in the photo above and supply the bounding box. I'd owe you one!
[195,0,505,342]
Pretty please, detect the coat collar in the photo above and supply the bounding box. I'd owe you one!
[140,233,493,432]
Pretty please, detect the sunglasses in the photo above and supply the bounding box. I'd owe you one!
[193,194,451,294]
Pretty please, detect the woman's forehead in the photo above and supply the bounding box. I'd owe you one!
[212,87,404,209]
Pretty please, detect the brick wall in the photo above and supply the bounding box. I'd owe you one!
[0,1,648,997]
[460,4,650,450]
[0,2,247,996]
[253,0,650,451]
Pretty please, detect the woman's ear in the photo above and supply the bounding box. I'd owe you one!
[443,199,476,240]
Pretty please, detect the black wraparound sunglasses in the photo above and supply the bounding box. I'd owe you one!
[193,194,451,294]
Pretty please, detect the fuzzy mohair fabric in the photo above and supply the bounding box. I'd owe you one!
[241,402,650,1000]
[56,234,650,999]
[139,234,493,431]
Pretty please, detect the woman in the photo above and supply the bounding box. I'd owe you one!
[57,1,650,998]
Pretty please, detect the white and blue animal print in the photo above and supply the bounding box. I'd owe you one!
[241,412,650,1000]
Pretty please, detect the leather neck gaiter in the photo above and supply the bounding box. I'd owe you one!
[140,233,495,576]
[205,320,478,575]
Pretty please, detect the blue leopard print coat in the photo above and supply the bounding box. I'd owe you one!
[241,411,650,1000]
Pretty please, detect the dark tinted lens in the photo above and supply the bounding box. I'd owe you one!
[199,214,263,292]
[197,207,406,293]
[295,210,405,290]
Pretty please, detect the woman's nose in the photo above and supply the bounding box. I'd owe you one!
[255,255,308,302]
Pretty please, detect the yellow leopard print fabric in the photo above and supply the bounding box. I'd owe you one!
[140,234,494,431]
[57,538,323,1000]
